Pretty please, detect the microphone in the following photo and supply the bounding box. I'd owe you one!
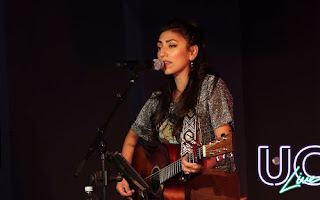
[115,59,164,72]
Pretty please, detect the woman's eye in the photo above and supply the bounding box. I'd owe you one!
[169,45,177,48]
[157,46,161,50]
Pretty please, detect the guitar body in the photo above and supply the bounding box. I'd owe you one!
[131,134,234,200]
[132,140,186,200]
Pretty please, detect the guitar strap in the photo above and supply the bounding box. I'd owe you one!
[180,110,199,160]
[180,75,220,162]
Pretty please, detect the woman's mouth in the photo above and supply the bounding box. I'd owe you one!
[163,61,171,67]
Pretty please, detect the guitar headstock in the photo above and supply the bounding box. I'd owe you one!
[203,134,233,158]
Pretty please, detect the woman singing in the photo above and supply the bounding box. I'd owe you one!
[116,19,240,200]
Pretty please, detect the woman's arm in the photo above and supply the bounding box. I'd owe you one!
[121,129,140,163]
[116,129,140,198]
[202,123,232,170]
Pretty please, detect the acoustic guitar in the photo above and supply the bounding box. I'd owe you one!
[131,134,234,200]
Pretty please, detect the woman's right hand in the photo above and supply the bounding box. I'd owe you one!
[116,178,135,199]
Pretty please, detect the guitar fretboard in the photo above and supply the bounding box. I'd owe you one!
[159,147,203,184]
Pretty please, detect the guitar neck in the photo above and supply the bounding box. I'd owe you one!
[159,148,203,184]
[159,134,233,184]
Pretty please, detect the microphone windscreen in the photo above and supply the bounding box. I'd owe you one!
[153,59,164,71]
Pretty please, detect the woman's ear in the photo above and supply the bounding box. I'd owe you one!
[189,45,199,61]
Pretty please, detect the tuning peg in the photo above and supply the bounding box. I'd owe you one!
[216,156,220,162]
[229,152,233,158]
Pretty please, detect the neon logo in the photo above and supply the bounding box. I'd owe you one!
[258,145,320,193]
[279,166,320,193]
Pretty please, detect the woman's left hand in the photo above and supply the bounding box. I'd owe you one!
[182,155,203,174]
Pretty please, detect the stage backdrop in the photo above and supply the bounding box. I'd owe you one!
[242,1,320,199]
[2,0,320,200]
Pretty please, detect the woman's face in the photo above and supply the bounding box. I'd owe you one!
[157,30,197,77]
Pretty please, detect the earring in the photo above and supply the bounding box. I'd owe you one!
[190,61,194,68]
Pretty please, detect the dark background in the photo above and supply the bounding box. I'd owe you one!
[1,0,319,199]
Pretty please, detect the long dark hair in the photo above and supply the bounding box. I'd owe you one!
[152,19,209,140]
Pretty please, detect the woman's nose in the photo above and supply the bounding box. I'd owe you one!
[158,48,167,58]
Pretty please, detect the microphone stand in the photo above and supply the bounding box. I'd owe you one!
[74,70,141,200]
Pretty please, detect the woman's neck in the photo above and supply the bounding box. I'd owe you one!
[173,73,189,102]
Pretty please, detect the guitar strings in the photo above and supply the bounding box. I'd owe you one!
[143,156,183,182]
[143,149,202,182]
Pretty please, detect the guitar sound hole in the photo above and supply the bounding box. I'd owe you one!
[150,166,160,194]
